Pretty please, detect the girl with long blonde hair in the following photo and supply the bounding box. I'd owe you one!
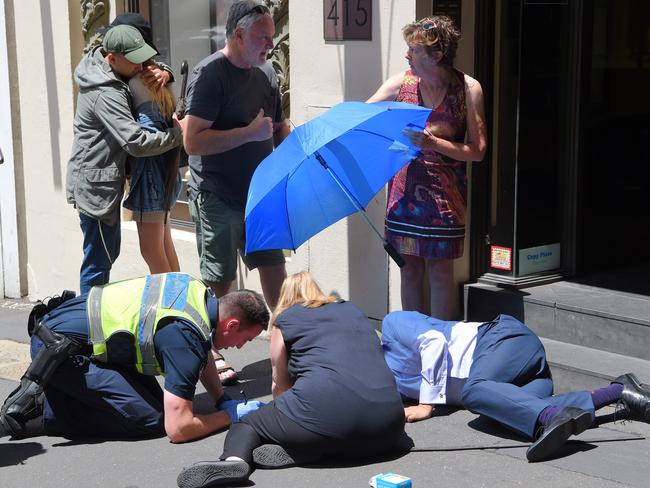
[123,59,182,273]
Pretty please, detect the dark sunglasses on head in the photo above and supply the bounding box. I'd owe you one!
[235,4,270,25]
[420,20,436,31]
[416,20,443,52]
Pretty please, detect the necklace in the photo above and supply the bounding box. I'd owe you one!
[419,78,449,110]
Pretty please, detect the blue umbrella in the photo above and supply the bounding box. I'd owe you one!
[244,101,431,267]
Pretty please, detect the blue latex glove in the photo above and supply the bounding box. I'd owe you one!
[214,393,232,409]
[219,399,265,423]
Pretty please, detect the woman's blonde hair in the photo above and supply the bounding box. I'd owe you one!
[136,60,180,217]
[143,60,176,120]
[271,272,337,326]
[402,15,461,65]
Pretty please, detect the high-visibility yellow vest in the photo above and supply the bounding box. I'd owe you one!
[87,273,213,375]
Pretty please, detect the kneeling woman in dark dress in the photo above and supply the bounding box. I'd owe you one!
[178,272,405,488]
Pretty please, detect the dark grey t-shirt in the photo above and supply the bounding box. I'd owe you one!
[274,301,404,439]
[185,51,283,210]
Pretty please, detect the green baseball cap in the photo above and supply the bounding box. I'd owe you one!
[102,24,157,64]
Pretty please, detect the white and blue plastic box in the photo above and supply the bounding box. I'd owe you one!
[369,473,412,488]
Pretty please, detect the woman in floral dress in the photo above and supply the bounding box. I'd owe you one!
[367,16,487,318]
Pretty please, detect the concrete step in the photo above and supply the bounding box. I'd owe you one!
[542,336,650,393]
[465,281,650,361]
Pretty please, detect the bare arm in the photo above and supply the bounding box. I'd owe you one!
[270,326,293,398]
[199,350,224,404]
[163,390,230,443]
[183,109,273,156]
[403,74,487,162]
[273,119,290,147]
[404,403,435,423]
[366,72,405,102]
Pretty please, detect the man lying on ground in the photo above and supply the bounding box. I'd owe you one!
[381,311,650,462]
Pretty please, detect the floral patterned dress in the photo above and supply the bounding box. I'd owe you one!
[385,69,468,260]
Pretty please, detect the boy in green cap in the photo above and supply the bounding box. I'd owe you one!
[66,24,183,295]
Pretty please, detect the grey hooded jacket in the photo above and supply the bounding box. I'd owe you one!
[66,47,182,224]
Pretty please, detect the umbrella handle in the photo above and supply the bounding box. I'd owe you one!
[383,241,406,268]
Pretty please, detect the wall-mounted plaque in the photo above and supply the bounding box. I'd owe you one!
[323,0,372,41]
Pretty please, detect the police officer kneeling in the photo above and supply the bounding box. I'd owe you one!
[0,273,267,442]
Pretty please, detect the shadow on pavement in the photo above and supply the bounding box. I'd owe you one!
[193,358,272,414]
[50,436,156,447]
[594,409,635,426]
[226,359,272,400]
[536,440,598,462]
[302,445,414,470]
[0,441,46,466]
[467,415,530,442]
[429,405,461,418]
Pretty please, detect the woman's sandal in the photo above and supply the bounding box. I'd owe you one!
[214,350,238,386]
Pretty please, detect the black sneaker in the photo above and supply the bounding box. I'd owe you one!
[177,460,250,488]
[252,444,297,469]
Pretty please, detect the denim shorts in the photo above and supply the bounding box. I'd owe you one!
[189,191,285,283]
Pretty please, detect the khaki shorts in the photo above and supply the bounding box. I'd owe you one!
[189,191,285,283]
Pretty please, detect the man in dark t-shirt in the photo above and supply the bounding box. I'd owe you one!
[183,2,289,329]
[0,276,268,443]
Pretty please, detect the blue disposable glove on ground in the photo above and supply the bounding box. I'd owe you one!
[219,399,265,423]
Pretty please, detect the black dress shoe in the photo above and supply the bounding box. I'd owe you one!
[526,407,592,462]
[612,373,650,422]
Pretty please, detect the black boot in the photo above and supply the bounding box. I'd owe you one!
[612,373,650,422]
[2,323,78,438]
[13,414,46,439]
[1,379,45,438]
[0,417,11,438]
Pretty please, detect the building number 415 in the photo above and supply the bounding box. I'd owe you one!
[327,0,369,27]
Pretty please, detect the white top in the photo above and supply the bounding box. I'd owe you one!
[416,321,481,404]
[381,311,482,406]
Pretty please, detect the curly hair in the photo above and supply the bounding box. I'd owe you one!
[402,15,461,65]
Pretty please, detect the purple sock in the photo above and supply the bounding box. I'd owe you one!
[591,383,623,409]
[537,405,562,426]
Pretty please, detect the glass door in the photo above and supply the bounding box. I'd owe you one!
[475,0,576,284]
[575,0,650,293]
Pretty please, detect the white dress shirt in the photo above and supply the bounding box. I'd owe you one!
[381,311,482,405]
